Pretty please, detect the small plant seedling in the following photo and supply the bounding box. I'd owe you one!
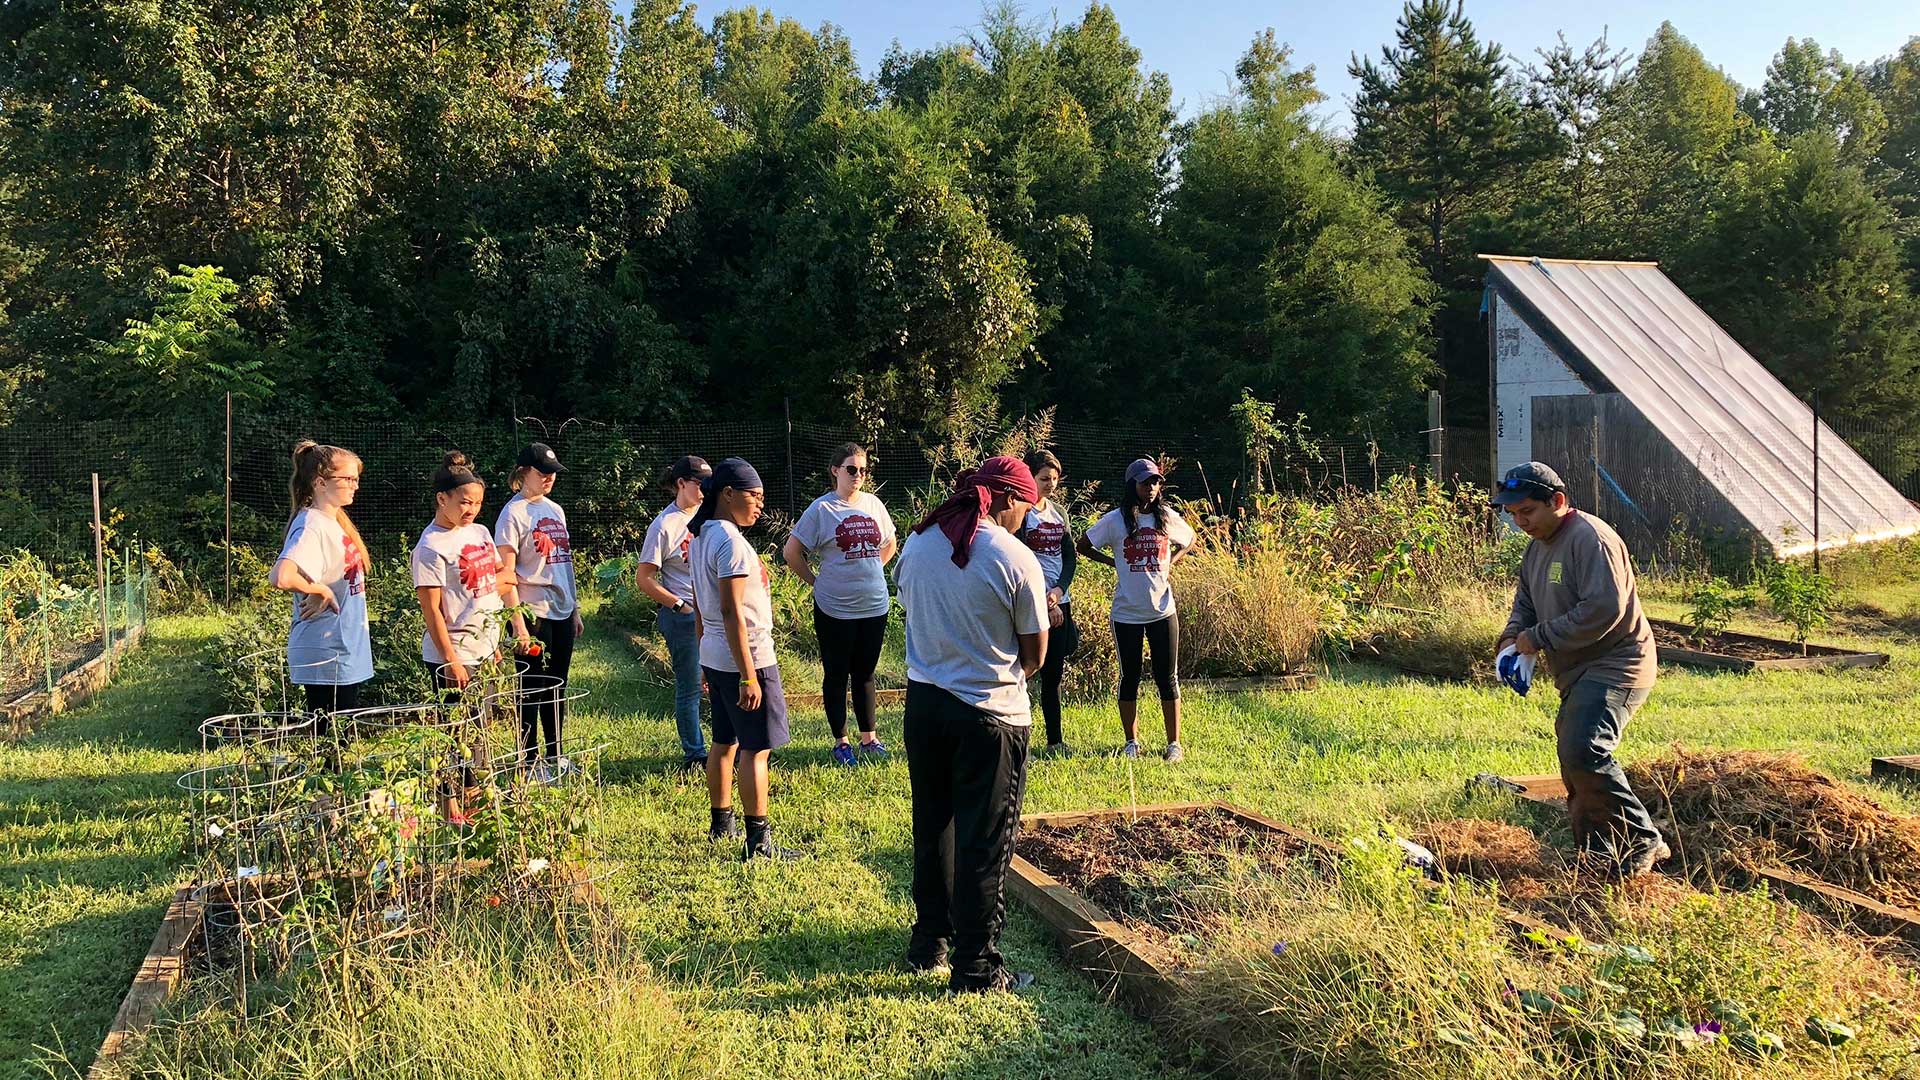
[1763,561,1837,655]
[1681,576,1755,644]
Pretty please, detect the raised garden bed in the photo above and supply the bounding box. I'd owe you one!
[1179,671,1318,693]
[1008,802,1570,1017]
[87,886,204,1079]
[3,624,145,740]
[1498,772,1920,945]
[1649,617,1888,673]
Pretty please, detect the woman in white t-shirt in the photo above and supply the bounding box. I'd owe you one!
[270,440,373,731]
[1016,449,1078,756]
[1077,458,1195,762]
[411,450,508,692]
[782,442,897,767]
[495,441,580,776]
[636,455,713,769]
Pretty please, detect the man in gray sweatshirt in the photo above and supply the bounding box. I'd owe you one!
[1493,462,1668,876]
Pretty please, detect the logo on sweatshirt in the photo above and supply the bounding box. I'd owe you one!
[458,543,500,595]
[1548,561,1564,585]
[1121,529,1166,573]
[531,517,572,565]
[834,514,884,559]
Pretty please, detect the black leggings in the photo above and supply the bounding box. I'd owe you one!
[815,607,887,740]
[1037,603,1078,745]
[1114,614,1179,703]
[520,615,578,759]
[301,681,363,738]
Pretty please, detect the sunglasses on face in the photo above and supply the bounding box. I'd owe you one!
[841,465,869,476]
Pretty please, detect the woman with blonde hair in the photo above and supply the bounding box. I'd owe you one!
[271,441,372,728]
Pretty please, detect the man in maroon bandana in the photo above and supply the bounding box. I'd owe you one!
[895,456,1050,993]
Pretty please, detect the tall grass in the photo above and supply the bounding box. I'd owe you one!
[1170,843,1919,1079]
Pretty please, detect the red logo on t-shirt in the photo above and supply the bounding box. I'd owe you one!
[343,535,366,596]
[532,518,572,565]
[1121,529,1166,573]
[834,514,884,559]
[677,532,691,562]
[1025,521,1066,557]
[458,543,500,595]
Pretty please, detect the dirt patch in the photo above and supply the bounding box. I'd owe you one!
[1650,623,1830,661]
[1016,808,1312,958]
[1414,818,1698,933]
[1628,749,1920,911]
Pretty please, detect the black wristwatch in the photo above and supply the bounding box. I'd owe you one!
[672,599,691,614]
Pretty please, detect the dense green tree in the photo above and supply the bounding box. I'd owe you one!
[1166,37,1434,434]
[1507,34,1632,256]
[1865,39,1920,274]
[1751,38,1885,161]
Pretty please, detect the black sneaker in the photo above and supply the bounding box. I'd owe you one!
[708,809,740,842]
[682,754,709,773]
[951,968,1035,994]
[743,839,804,862]
[906,934,950,972]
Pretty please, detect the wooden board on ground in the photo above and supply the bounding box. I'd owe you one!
[1182,671,1318,693]
[88,885,204,1078]
[1648,618,1889,674]
[1009,801,1572,1020]
[4,624,145,741]
[1871,756,1920,782]
[1499,773,1920,945]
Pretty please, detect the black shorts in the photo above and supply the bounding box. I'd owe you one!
[704,665,791,752]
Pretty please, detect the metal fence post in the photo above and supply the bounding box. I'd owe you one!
[92,472,109,656]
[39,580,53,695]
[1426,390,1444,484]
[1812,388,1821,573]
[225,392,233,609]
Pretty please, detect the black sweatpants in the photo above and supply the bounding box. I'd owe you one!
[814,607,887,740]
[1037,602,1078,746]
[520,615,578,759]
[904,680,1030,989]
[301,681,364,737]
[1114,613,1179,702]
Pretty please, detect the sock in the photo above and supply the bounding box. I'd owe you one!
[744,814,770,849]
[710,807,734,835]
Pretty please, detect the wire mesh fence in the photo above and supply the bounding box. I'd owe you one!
[0,401,1433,576]
[1,544,153,705]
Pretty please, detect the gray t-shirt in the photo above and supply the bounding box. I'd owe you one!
[791,490,896,620]
[410,521,504,665]
[690,520,777,673]
[896,520,1049,724]
[493,494,577,619]
[278,508,374,686]
[1021,500,1071,604]
[1083,507,1194,624]
[639,501,697,605]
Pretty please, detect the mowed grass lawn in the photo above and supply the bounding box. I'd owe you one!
[5,592,1920,1079]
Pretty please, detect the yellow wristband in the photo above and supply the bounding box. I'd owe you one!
[741,674,758,684]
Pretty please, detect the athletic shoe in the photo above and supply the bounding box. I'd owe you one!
[1043,742,1075,758]
[1163,742,1185,763]
[1623,839,1672,877]
[529,759,555,785]
[951,968,1035,994]
[709,810,740,842]
[831,743,859,768]
[857,739,890,762]
[1120,740,1140,759]
[550,756,576,780]
[744,838,805,862]
[680,754,708,773]
[906,934,950,972]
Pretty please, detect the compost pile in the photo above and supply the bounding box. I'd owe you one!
[1627,748,1920,910]
[1416,818,1559,888]
[1415,817,1695,931]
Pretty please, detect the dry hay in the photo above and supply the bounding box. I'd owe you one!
[1627,748,1920,910]
[1415,818,1559,883]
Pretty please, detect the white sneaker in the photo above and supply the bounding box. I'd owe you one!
[1120,741,1140,759]
[551,756,575,779]
[529,759,555,785]
[1163,742,1185,763]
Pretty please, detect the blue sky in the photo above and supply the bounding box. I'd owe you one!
[721,0,1918,128]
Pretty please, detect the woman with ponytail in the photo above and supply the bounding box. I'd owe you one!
[496,442,580,780]
[1077,458,1194,762]
[271,441,372,727]
[411,451,507,691]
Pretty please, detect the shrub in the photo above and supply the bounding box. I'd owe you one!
[1681,576,1756,642]
[1762,561,1837,652]
[1356,584,1508,681]
[1177,540,1324,676]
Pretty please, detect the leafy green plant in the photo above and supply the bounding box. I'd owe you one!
[1681,576,1756,643]
[1763,561,1838,654]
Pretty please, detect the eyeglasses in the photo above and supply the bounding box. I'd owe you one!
[328,475,362,486]
[841,465,869,476]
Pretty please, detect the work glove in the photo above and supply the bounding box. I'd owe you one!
[1496,644,1536,697]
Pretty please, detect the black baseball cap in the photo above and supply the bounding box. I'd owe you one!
[667,455,711,483]
[517,442,565,474]
[1491,461,1566,506]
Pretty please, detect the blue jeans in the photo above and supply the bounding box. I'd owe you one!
[657,608,706,759]
[1556,677,1660,862]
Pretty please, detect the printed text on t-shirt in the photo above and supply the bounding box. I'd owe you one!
[459,543,500,594]
[1122,529,1167,573]
[833,515,885,559]
[344,535,367,596]
[1024,521,1066,557]
[531,518,573,564]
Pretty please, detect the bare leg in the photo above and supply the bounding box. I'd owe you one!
[707,743,738,810]
[1162,698,1181,745]
[740,749,772,817]
[1119,699,1138,743]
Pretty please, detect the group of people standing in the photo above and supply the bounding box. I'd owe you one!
[268,435,1200,991]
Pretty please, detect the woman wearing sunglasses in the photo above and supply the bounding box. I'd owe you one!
[783,442,898,766]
